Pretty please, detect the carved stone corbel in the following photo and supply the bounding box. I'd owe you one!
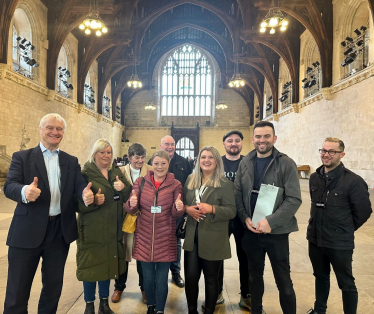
[321,87,332,100]
[47,89,56,101]
[78,104,85,113]
[292,103,300,113]
[272,113,279,122]
[97,114,103,122]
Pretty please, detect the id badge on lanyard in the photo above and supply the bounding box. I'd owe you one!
[151,189,162,213]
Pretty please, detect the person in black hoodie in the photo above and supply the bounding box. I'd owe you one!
[306,137,372,314]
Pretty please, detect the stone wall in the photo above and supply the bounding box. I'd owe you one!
[124,88,250,128]
[0,66,123,169]
[272,73,374,188]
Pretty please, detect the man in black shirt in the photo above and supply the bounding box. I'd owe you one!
[219,130,252,310]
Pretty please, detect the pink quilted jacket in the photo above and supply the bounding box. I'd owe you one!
[125,171,184,262]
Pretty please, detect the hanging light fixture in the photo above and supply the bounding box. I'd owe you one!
[145,90,156,110]
[259,0,288,34]
[78,0,108,36]
[145,102,156,110]
[216,84,228,109]
[229,59,245,88]
[127,56,143,89]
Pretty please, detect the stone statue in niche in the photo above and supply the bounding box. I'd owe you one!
[20,125,30,151]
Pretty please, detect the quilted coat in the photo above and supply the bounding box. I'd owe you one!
[125,171,184,262]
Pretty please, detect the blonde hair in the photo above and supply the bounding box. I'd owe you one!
[187,146,224,190]
[89,139,114,168]
[151,150,170,163]
[39,113,67,130]
[324,137,345,151]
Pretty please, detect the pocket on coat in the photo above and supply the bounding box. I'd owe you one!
[14,206,28,216]
[82,217,105,246]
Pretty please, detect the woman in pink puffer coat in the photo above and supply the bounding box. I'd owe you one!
[125,150,185,314]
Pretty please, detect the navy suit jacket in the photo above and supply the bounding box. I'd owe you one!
[4,145,87,248]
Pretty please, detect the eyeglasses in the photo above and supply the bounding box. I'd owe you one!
[319,149,343,156]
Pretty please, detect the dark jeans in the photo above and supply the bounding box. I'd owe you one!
[309,242,357,314]
[170,218,182,274]
[141,261,171,312]
[218,215,250,297]
[184,242,222,314]
[83,280,110,302]
[114,260,144,291]
[242,231,296,314]
[4,218,69,314]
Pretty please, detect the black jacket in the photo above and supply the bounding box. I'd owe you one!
[234,147,301,234]
[4,145,87,248]
[149,152,191,186]
[307,163,372,250]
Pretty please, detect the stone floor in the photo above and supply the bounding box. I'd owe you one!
[0,180,373,314]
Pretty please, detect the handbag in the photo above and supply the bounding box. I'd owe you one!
[122,177,145,233]
[176,215,188,239]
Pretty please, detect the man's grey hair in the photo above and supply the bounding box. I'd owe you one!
[160,135,175,144]
[39,113,67,130]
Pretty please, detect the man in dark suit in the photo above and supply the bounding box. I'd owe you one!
[3,113,94,314]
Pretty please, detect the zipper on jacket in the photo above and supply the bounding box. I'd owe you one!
[151,213,155,261]
[325,190,330,204]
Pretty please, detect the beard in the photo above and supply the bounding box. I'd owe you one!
[254,143,273,156]
[225,146,242,156]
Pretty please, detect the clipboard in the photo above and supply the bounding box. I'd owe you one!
[252,184,284,227]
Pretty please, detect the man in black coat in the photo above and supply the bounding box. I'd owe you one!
[151,135,191,288]
[3,113,94,314]
[307,137,372,314]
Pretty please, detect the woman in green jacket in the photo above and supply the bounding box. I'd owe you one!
[183,146,236,314]
[77,139,131,314]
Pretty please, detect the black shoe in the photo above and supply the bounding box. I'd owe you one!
[147,305,156,314]
[84,302,94,314]
[98,298,114,314]
[172,272,185,288]
[306,309,323,314]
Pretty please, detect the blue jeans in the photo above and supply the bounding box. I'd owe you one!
[83,280,110,302]
[141,261,171,312]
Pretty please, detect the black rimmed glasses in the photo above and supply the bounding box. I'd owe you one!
[319,149,343,156]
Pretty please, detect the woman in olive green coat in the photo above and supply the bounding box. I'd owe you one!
[77,139,131,314]
[183,146,236,314]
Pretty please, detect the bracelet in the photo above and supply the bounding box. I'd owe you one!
[211,205,214,214]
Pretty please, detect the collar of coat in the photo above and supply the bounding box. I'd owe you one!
[246,146,284,160]
[143,170,176,189]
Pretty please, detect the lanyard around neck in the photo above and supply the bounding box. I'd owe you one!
[195,184,207,203]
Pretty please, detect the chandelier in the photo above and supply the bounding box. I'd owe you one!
[145,102,156,110]
[78,0,108,36]
[229,60,245,88]
[127,56,142,89]
[259,2,288,34]
[216,102,228,110]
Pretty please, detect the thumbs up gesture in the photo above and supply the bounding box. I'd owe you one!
[24,177,41,202]
[175,193,184,211]
[129,190,138,208]
[113,175,125,192]
[82,182,94,206]
[94,188,105,205]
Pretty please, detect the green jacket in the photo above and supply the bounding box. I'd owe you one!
[76,161,131,282]
[183,175,236,261]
